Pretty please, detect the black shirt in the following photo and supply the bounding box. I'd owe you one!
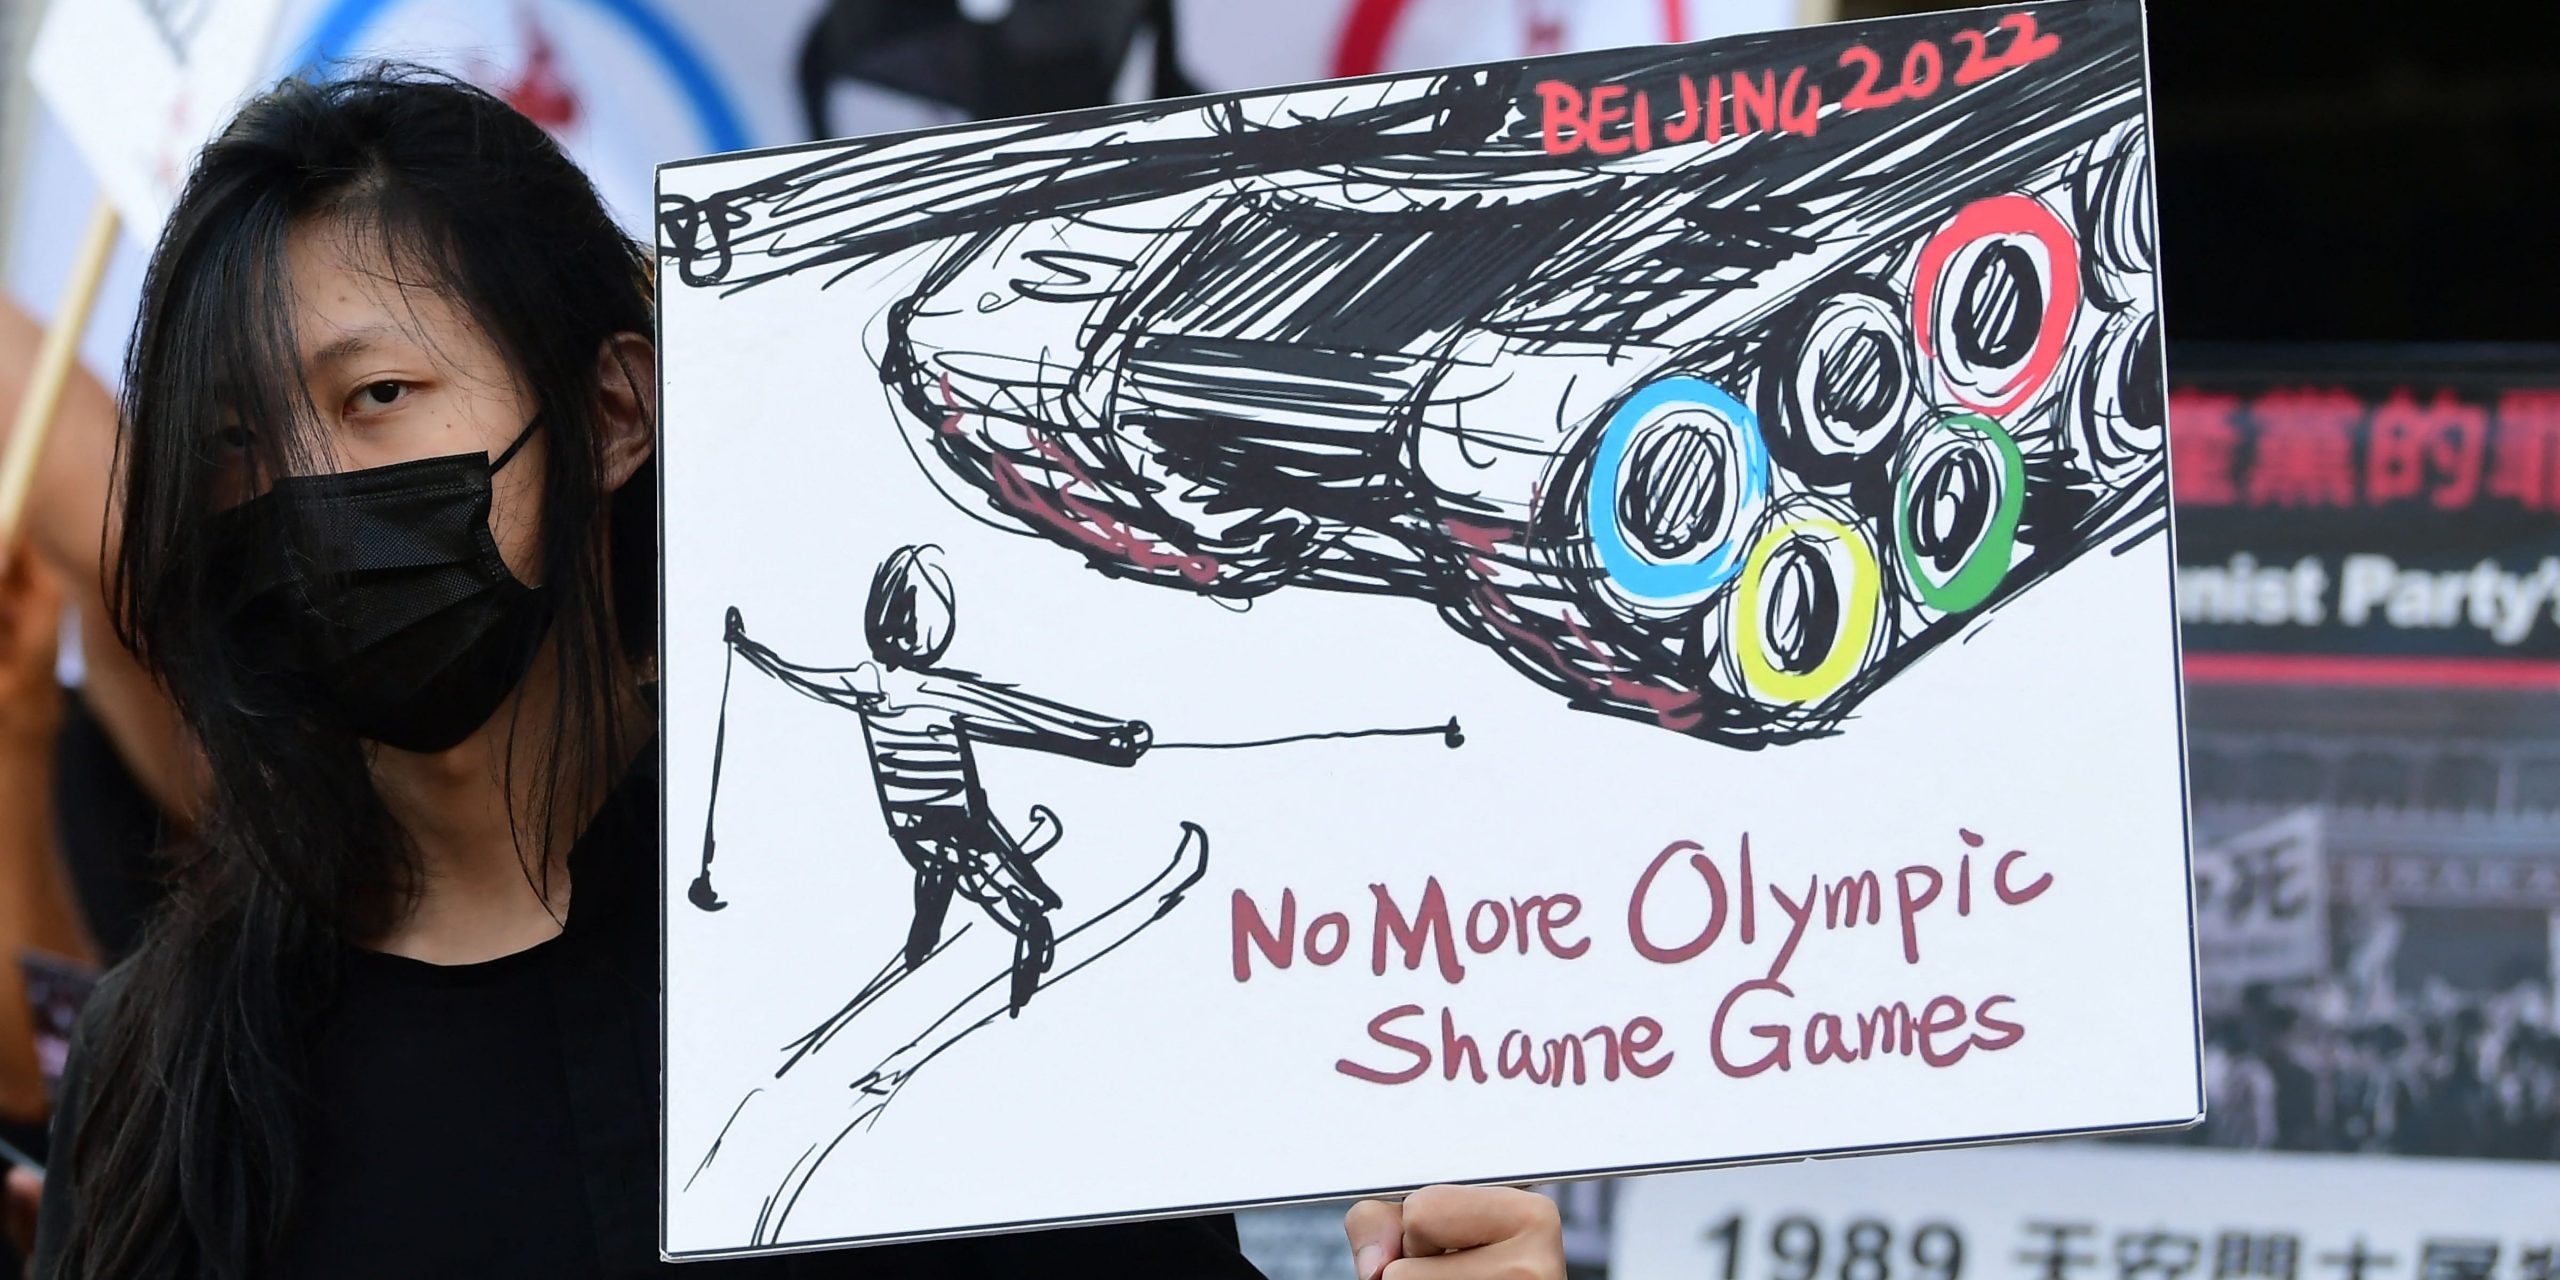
[37,756,1268,1278]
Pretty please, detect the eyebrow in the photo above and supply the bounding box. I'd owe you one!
[305,326,408,372]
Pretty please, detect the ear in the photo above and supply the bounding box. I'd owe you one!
[595,332,657,493]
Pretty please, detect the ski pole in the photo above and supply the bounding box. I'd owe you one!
[688,630,739,912]
[1150,716,1463,751]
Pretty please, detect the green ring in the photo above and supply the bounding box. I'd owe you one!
[1894,413,2025,613]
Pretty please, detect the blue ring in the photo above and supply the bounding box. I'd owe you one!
[295,0,750,153]
[1584,377,1770,605]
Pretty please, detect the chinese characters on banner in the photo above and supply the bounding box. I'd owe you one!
[1615,1146,2560,1280]
[2171,360,2560,675]
[2193,812,2326,997]
[2172,354,2560,1164]
[2174,384,2560,514]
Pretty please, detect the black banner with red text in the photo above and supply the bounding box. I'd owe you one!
[2171,348,2560,686]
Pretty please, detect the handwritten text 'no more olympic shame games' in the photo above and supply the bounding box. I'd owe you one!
[1230,832,2056,1089]
[1532,10,2063,156]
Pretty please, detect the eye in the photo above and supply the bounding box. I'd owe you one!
[348,380,410,413]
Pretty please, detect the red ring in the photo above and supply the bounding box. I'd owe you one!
[1910,195,2081,417]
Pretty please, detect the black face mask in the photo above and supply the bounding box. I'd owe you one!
[212,418,553,753]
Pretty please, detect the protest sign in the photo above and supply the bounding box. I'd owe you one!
[26,0,285,235]
[655,0,2195,1256]
[5,0,281,540]
[2171,351,2560,1160]
[2193,812,2327,996]
[7,0,812,399]
[1613,1144,2560,1280]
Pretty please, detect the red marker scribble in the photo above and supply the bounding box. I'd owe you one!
[154,93,194,192]
[1444,518,1513,557]
[501,8,580,133]
[1443,519,1702,730]
[939,376,1220,585]
[1030,437,1223,585]
[1524,6,1567,56]
[1557,610,1704,729]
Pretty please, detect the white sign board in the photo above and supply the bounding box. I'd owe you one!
[28,0,287,235]
[2194,811,2327,993]
[656,0,2197,1258]
[1615,1145,2560,1280]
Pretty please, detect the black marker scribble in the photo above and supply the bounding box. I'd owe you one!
[1153,717,1464,751]
[684,808,1209,1245]
[661,2,2166,750]
[682,547,1457,1236]
[704,545,1157,1011]
[691,544,1459,1005]
[760,828,1208,1246]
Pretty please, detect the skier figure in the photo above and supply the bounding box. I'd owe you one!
[725,545,1151,1011]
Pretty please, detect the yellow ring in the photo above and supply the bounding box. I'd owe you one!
[1733,515,1880,705]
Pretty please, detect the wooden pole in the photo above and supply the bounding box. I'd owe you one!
[0,198,120,545]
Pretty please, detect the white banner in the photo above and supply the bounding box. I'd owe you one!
[28,0,288,234]
[7,0,821,386]
[2195,811,2327,993]
[1616,1145,2560,1280]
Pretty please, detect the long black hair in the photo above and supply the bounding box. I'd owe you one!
[63,69,656,1279]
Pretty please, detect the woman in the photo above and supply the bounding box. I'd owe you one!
[29,71,1563,1280]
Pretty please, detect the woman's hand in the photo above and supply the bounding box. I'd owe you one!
[1343,1184,1564,1280]
[0,543,62,748]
